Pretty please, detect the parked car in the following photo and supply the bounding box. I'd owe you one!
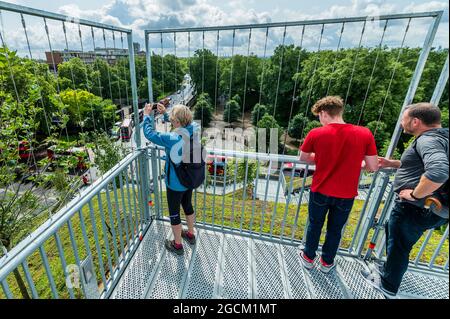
[120,118,134,141]
[207,155,227,176]
[109,122,121,141]
[281,162,314,177]
[18,141,31,160]
[0,140,32,162]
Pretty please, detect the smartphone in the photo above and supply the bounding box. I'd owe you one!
[151,98,171,111]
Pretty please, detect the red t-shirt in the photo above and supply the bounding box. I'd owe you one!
[300,123,377,198]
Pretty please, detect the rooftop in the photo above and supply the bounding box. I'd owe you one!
[0,2,448,300]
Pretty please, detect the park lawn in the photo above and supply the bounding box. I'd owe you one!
[284,175,312,190]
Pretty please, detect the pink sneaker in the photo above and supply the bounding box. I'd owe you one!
[319,257,336,273]
[299,250,315,270]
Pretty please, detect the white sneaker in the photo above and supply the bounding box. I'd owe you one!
[360,268,398,299]
[299,250,315,270]
[319,257,336,273]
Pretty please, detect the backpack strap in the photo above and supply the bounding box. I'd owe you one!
[412,132,449,166]
[412,132,449,192]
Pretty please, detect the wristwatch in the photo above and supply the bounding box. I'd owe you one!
[410,191,422,201]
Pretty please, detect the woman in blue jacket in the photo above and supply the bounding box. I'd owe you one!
[143,103,199,255]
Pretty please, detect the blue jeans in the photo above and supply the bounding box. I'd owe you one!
[304,191,354,265]
[381,201,448,293]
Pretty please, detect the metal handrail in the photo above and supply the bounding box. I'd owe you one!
[0,1,131,33]
[144,11,442,34]
[0,151,142,282]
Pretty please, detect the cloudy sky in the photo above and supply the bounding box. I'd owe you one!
[0,0,448,59]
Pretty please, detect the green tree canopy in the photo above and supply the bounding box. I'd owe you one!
[57,58,91,91]
[251,103,268,126]
[366,120,391,150]
[304,120,321,136]
[59,89,117,131]
[256,113,284,151]
[288,113,309,141]
[194,93,214,127]
[190,49,219,100]
[223,99,241,123]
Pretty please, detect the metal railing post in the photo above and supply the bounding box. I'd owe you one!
[385,11,443,158]
[354,172,390,256]
[127,32,141,149]
[349,171,378,253]
[145,32,154,103]
[150,148,161,219]
[430,54,449,107]
[364,184,396,260]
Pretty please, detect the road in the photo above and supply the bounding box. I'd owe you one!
[128,74,194,150]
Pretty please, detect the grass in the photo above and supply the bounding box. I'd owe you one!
[284,175,312,189]
[1,183,448,299]
[1,185,143,299]
[159,187,448,265]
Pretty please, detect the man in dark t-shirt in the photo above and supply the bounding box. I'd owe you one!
[361,103,448,298]
[299,96,378,273]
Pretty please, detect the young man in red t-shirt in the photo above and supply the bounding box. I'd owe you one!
[299,96,378,273]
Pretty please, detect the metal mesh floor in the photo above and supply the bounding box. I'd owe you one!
[110,221,449,299]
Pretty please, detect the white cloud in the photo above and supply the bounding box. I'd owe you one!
[53,0,448,51]
[279,0,448,49]
[1,0,448,58]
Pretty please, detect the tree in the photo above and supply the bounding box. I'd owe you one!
[190,49,219,100]
[366,120,391,150]
[219,54,261,111]
[238,159,257,196]
[251,103,268,126]
[89,58,113,99]
[380,139,401,159]
[288,113,309,141]
[441,107,449,128]
[1,47,64,137]
[59,89,117,131]
[413,49,449,110]
[159,54,185,95]
[256,113,284,152]
[232,94,241,106]
[88,132,124,175]
[304,120,321,136]
[223,99,241,123]
[194,93,214,127]
[294,47,412,129]
[113,57,132,104]
[261,45,308,126]
[0,84,56,299]
[57,58,91,91]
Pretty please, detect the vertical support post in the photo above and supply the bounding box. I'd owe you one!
[355,173,390,256]
[151,148,161,219]
[138,151,150,223]
[385,12,442,158]
[430,54,449,107]
[349,171,379,253]
[363,183,396,260]
[145,32,154,103]
[130,32,151,222]
[127,32,141,149]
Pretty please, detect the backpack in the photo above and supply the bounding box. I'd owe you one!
[167,134,206,190]
[412,131,449,219]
